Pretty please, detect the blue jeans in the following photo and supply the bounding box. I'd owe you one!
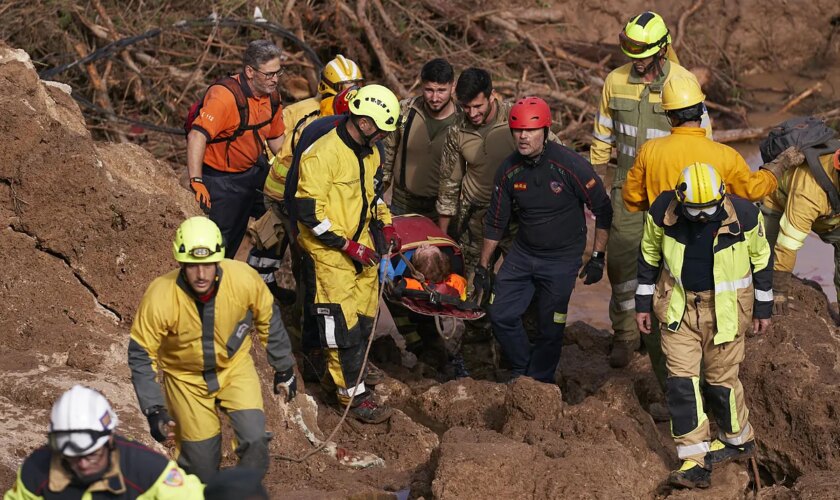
[489,245,579,382]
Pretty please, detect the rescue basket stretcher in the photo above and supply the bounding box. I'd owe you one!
[384,215,485,320]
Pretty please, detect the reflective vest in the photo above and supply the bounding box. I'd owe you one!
[264,97,321,201]
[591,61,713,187]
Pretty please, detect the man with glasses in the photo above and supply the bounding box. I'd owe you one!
[186,40,287,258]
[128,217,297,481]
[4,385,204,499]
[590,11,713,374]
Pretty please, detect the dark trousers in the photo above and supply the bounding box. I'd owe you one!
[300,252,320,352]
[489,245,578,383]
[204,160,269,258]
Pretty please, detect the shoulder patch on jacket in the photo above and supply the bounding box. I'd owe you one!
[514,182,527,191]
[163,467,184,487]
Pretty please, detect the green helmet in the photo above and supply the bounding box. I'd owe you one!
[348,84,400,132]
[620,11,671,59]
[172,217,225,264]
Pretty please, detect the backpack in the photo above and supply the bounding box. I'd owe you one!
[184,76,281,145]
[760,116,840,214]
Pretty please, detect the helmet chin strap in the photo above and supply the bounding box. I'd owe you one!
[350,115,379,147]
[637,49,666,78]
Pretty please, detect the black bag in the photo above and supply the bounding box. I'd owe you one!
[760,116,840,214]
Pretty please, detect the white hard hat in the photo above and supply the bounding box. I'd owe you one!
[49,385,118,457]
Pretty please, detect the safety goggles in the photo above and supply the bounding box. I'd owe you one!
[49,429,110,456]
[684,205,719,217]
[619,31,662,56]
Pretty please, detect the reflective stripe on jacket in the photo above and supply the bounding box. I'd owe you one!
[763,153,840,272]
[591,61,713,185]
[129,260,294,411]
[636,192,773,344]
[623,127,776,212]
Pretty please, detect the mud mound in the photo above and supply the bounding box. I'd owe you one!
[741,278,840,482]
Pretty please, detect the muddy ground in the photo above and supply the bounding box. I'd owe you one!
[2,1,840,498]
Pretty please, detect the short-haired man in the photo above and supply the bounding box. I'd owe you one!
[382,58,461,219]
[186,40,286,258]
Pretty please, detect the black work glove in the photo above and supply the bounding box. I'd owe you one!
[274,368,297,402]
[473,265,492,298]
[145,406,174,443]
[578,253,605,285]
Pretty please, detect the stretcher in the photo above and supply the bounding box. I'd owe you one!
[384,214,485,320]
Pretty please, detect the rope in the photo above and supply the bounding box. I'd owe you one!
[38,16,324,136]
[275,243,394,463]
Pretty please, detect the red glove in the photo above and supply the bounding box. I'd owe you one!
[190,177,211,214]
[343,239,380,266]
[382,225,401,252]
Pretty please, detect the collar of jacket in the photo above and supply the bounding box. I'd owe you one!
[663,196,741,235]
[627,59,671,91]
[337,116,374,157]
[671,126,706,137]
[49,448,126,495]
[176,264,223,300]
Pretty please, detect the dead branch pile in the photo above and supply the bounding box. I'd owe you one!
[0,0,833,166]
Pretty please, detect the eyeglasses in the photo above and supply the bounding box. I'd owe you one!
[250,66,285,79]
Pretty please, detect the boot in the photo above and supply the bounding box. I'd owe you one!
[708,439,755,468]
[349,397,393,424]
[302,350,325,384]
[668,459,711,489]
[364,362,386,386]
[267,281,297,306]
[609,339,637,368]
[448,353,470,379]
[647,402,670,422]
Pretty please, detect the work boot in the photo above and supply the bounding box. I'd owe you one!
[647,402,670,422]
[609,339,637,368]
[708,439,755,468]
[267,281,297,306]
[364,362,386,386]
[668,459,711,489]
[349,397,393,424]
[448,353,470,379]
[302,350,325,384]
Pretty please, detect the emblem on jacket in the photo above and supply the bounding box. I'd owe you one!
[550,181,563,194]
[514,182,527,191]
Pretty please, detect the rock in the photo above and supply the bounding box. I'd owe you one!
[502,376,563,439]
[414,379,507,431]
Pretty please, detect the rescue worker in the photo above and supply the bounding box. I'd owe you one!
[129,216,297,482]
[591,11,713,370]
[620,72,800,411]
[480,97,612,382]
[4,385,204,499]
[635,163,771,489]
[382,58,461,219]
[295,84,401,423]
[759,117,840,315]
[187,40,287,258]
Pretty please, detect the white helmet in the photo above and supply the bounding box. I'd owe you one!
[49,385,118,457]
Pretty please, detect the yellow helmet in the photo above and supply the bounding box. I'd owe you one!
[172,216,225,264]
[676,162,725,208]
[662,74,706,111]
[620,11,671,59]
[318,55,364,96]
[348,84,399,132]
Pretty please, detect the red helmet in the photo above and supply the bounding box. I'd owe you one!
[333,85,361,115]
[508,96,551,130]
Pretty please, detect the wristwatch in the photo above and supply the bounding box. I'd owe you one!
[591,251,605,259]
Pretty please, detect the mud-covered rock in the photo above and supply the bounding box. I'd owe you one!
[414,378,507,431]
